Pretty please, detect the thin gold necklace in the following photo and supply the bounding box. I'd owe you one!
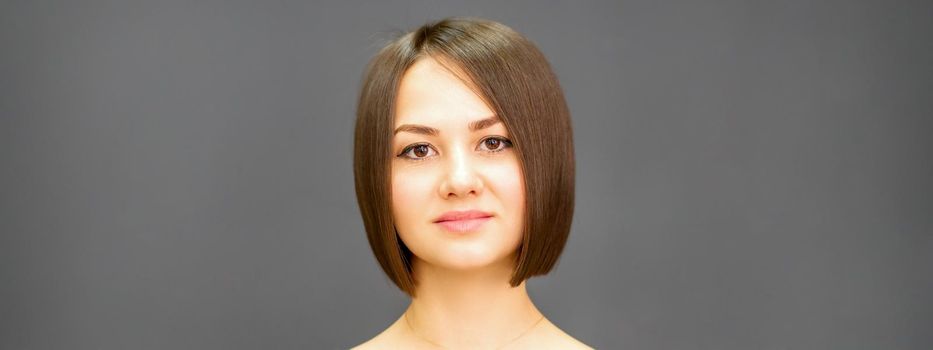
[404,311,546,349]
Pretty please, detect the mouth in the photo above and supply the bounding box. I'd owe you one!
[433,210,494,233]
[435,217,493,233]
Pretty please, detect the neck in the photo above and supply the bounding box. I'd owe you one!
[403,253,544,348]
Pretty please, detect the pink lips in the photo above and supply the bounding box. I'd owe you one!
[434,210,493,233]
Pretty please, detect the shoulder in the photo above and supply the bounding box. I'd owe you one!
[350,316,594,350]
[349,317,407,350]
[516,318,594,350]
[349,331,392,350]
[348,338,380,350]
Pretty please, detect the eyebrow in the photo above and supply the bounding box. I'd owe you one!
[393,116,501,136]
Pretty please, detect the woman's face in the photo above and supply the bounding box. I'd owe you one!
[391,57,526,271]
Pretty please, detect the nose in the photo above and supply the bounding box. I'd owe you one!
[438,144,484,199]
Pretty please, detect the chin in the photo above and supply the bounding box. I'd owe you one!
[422,244,519,271]
[402,223,523,271]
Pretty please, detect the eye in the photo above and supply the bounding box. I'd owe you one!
[478,136,513,153]
[398,143,437,161]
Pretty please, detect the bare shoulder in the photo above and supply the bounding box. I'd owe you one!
[350,316,593,350]
[348,330,393,350]
[521,318,595,350]
[349,317,407,350]
[349,338,384,350]
[348,335,382,350]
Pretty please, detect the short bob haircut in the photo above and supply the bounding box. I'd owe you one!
[353,17,574,298]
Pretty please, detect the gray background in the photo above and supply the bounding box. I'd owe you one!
[1,0,930,349]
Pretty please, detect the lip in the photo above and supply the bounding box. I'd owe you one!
[433,210,494,233]
[433,210,494,223]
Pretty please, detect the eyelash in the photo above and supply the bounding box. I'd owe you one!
[397,136,513,162]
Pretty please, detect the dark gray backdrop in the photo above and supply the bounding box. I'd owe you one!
[1,1,930,349]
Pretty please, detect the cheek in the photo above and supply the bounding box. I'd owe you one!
[391,168,432,226]
[488,160,526,224]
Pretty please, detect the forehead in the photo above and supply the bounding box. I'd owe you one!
[394,57,494,126]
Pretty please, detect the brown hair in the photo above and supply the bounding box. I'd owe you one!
[353,17,574,297]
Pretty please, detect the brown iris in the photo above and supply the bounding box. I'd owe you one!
[484,138,500,150]
[412,145,430,158]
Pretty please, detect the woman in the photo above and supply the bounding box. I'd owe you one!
[351,17,591,349]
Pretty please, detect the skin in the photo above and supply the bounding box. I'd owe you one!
[352,57,592,349]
